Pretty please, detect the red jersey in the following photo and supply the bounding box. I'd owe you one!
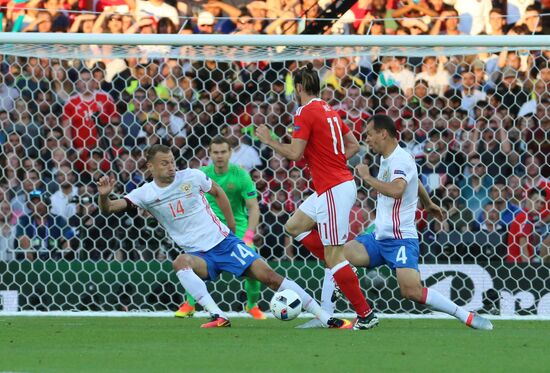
[524,178,550,220]
[292,98,353,195]
[506,210,535,263]
[63,92,118,149]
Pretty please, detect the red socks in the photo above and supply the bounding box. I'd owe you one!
[298,230,325,261]
[332,262,371,318]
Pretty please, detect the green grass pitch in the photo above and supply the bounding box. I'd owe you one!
[0,317,547,373]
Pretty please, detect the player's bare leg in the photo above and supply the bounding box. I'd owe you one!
[344,240,371,267]
[244,259,351,329]
[396,268,493,330]
[172,254,230,328]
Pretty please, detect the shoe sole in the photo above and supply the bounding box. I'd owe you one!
[174,313,195,318]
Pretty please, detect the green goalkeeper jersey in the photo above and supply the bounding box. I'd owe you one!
[201,164,257,238]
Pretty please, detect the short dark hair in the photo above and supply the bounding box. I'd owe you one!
[293,63,320,96]
[209,135,232,149]
[368,114,398,138]
[146,144,171,162]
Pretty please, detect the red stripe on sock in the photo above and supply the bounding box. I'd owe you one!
[466,312,474,327]
[420,287,428,304]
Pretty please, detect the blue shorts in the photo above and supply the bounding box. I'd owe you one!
[188,233,261,281]
[354,233,419,271]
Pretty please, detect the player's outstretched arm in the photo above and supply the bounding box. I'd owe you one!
[208,181,237,233]
[256,124,307,161]
[343,132,360,160]
[418,182,443,220]
[356,164,407,199]
[97,176,129,214]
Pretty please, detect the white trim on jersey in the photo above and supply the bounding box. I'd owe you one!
[296,97,323,116]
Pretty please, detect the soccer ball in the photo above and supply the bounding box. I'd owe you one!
[270,289,302,321]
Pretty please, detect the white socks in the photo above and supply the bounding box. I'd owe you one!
[278,278,330,325]
[176,269,227,318]
[321,268,336,316]
[422,287,470,323]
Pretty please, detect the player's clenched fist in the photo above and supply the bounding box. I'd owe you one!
[356,164,371,180]
[97,176,115,196]
[255,124,271,145]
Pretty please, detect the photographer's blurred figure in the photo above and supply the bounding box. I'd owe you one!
[50,168,79,220]
[15,190,75,261]
[69,195,118,260]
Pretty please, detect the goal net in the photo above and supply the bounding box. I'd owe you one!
[0,34,549,318]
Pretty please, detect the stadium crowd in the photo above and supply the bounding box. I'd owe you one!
[0,0,549,265]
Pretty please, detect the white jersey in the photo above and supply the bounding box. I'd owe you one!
[374,145,419,240]
[125,169,229,252]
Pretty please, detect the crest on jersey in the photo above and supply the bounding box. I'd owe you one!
[383,169,390,182]
[180,183,192,194]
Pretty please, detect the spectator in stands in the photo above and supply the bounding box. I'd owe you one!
[507,188,546,263]
[515,5,543,35]
[69,194,120,260]
[92,8,125,34]
[442,183,474,232]
[62,68,118,150]
[475,126,513,179]
[194,11,216,34]
[0,72,19,113]
[50,168,79,220]
[460,68,487,125]
[429,8,461,35]
[16,190,74,261]
[0,199,16,262]
[376,56,414,98]
[443,0,492,35]
[495,67,529,117]
[225,124,261,171]
[68,13,97,33]
[477,201,506,233]
[136,0,179,27]
[420,140,448,193]
[459,155,493,219]
[488,8,506,35]
[322,57,364,95]
[416,56,451,96]
[10,169,43,217]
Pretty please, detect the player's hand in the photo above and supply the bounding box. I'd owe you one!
[356,164,371,180]
[97,176,115,196]
[425,202,444,220]
[243,229,255,247]
[255,124,271,145]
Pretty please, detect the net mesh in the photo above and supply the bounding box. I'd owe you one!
[0,43,539,62]
[0,38,549,316]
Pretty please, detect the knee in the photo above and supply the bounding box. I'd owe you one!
[284,221,300,237]
[259,270,283,290]
[172,254,193,272]
[400,285,422,302]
